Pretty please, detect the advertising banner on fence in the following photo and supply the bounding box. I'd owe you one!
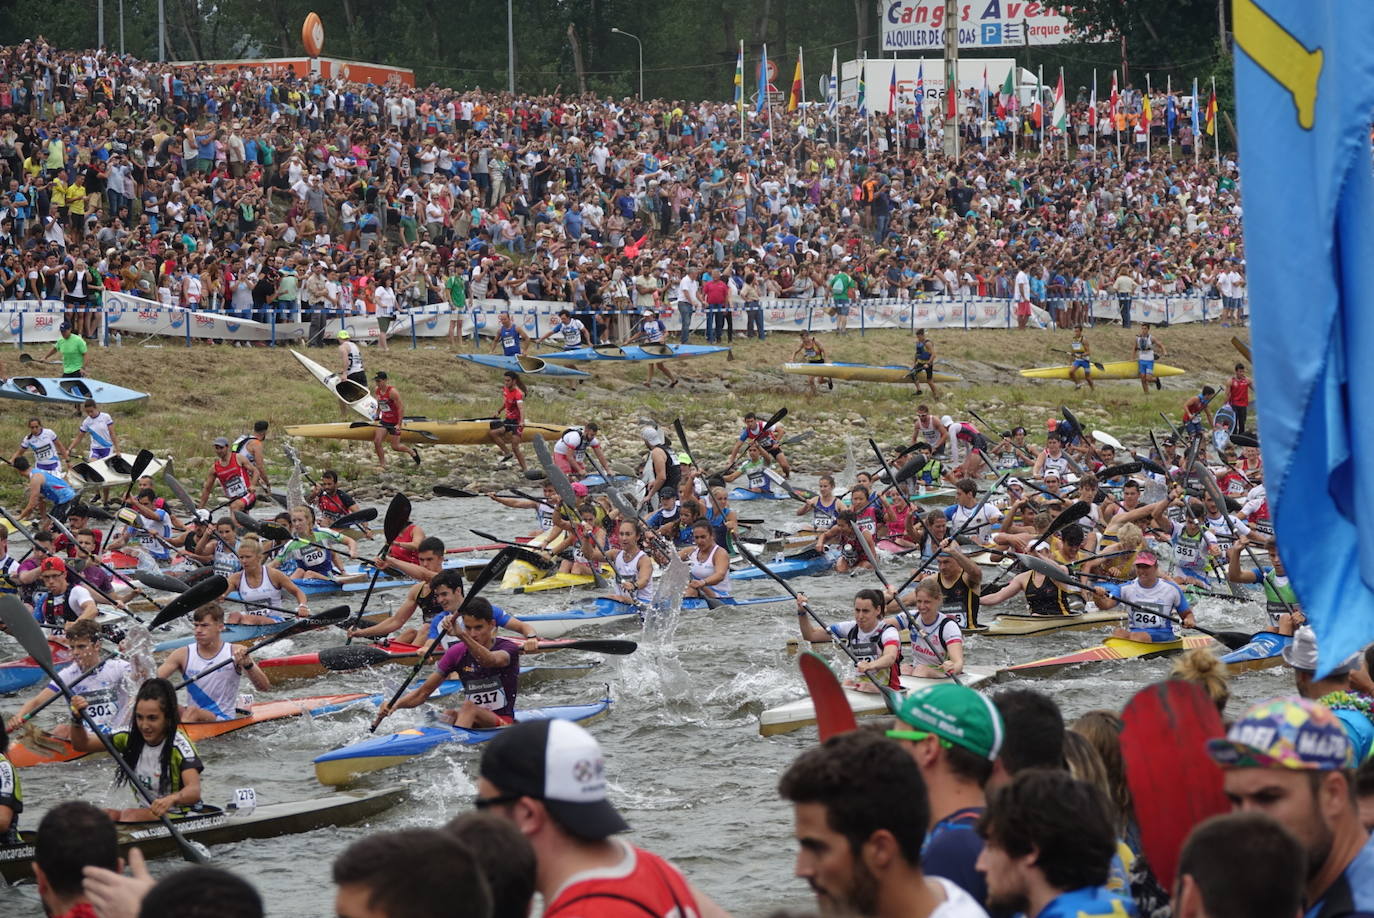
[0,300,65,344]
[105,292,308,342]
[880,0,1078,51]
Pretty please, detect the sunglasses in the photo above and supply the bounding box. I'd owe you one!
[472,793,522,810]
[885,728,953,749]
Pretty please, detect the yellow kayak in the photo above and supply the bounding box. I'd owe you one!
[513,567,611,593]
[1020,361,1185,381]
[283,420,565,445]
[783,362,961,383]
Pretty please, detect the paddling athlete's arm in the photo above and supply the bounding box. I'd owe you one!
[980,570,1031,605]
[793,594,830,643]
[266,567,311,616]
[234,644,272,691]
[156,646,190,680]
[942,541,983,586]
[489,495,536,510]
[457,628,511,669]
[349,583,422,639]
[374,554,433,583]
[382,669,449,713]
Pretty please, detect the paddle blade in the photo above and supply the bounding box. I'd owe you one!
[331,507,379,530]
[1059,406,1084,439]
[1214,630,1253,651]
[1121,681,1229,891]
[382,493,412,544]
[281,605,352,636]
[317,644,396,671]
[127,571,191,594]
[74,502,115,521]
[893,455,925,485]
[1231,432,1259,449]
[762,406,788,432]
[163,471,200,516]
[1095,462,1144,480]
[0,596,54,671]
[432,485,477,499]
[130,449,156,481]
[150,575,229,629]
[233,511,262,533]
[673,418,695,460]
[464,547,518,603]
[799,651,857,740]
[258,522,291,542]
[535,639,638,655]
[1139,459,1169,476]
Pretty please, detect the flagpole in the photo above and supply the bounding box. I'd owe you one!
[763,44,775,151]
[1212,76,1220,167]
[1037,64,1044,156]
[799,47,806,138]
[738,39,746,142]
[1061,66,1068,159]
[863,52,871,153]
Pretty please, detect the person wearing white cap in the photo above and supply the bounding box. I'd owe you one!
[1285,625,1374,764]
[475,720,728,918]
[337,328,366,419]
[623,306,678,387]
[639,426,679,512]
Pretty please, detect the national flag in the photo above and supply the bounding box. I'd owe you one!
[1087,71,1098,127]
[858,60,867,116]
[1052,71,1066,129]
[757,44,769,114]
[914,60,925,128]
[1031,75,1044,127]
[1166,90,1177,136]
[1142,89,1152,128]
[999,67,1015,117]
[733,42,745,117]
[1191,77,1201,137]
[788,49,804,112]
[945,62,956,120]
[1205,87,1217,136]
[888,63,897,115]
[827,49,838,118]
[1110,71,1120,128]
[1232,1,1374,676]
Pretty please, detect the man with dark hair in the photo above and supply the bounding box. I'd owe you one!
[989,689,1065,788]
[887,683,1005,911]
[1175,813,1304,918]
[33,801,118,918]
[446,811,537,918]
[475,719,724,918]
[778,730,988,918]
[1207,695,1374,916]
[334,828,491,918]
[139,867,264,918]
[975,769,1129,917]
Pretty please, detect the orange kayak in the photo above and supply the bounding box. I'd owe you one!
[1004,636,1213,677]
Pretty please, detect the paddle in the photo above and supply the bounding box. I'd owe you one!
[868,439,913,510]
[1060,406,1105,465]
[99,449,155,552]
[714,406,788,477]
[162,471,201,519]
[799,650,859,740]
[734,539,903,713]
[433,485,479,498]
[0,596,211,865]
[18,353,60,365]
[895,472,1015,596]
[674,417,739,536]
[532,638,638,655]
[47,515,179,608]
[1191,461,1296,618]
[347,420,439,442]
[1121,680,1229,891]
[1015,554,1249,650]
[344,494,412,645]
[6,654,114,733]
[231,511,291,543]
[982,501,1093,591]
[370,547,517,732]
[967,409,1038,468]
[1230,432,1259,449]
[1075,569,1250,603]
[530,436,608,590]
[1231,335,1252,363]
[171,607,352,692]
[330,507,379,531]
[149,575,231,630]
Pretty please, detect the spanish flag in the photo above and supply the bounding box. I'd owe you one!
[788,48,804,112]
[1204,88,1217,136]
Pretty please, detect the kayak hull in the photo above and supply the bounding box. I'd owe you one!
[1219,631,1291,673]
[0,786,406,882]
[68,454,171,491]
[782,362,961,383]
[982,610,1125,637]
[541,343,728,363]
[284,420,565,445]
[314,699,612,786]
[1004,635,1213,676]
[0,376,149,405]
[759,666,1000,736]
[732,552,834,581]
[728,487,788,502]
[1019,361,1186,381]
[457,353,590,378]
[290,349,377,420]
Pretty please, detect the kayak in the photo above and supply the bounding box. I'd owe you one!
[728,487,788,502]
[514,568,613,594]
[154,619,304,653]
[259,640,600,685]
[290,349,376,420]
[68,453,171,491]
[1019,361,1186,381]
[982,610,1125,637]
[284,419,566,445]
[759,665,1000,736]
[541,343,729,363]
[457,353,590,378]
[782,362,962,384]
[515,594,792,639]
[732,551,835,581]
[0,642,73,695]
[314,698,612,786]
[0,376,149,406]
[1003,635,1214,676]
[0,785,405,883]
[1219,631,1291,673]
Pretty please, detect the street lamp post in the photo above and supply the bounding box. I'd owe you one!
[611,27,643,100]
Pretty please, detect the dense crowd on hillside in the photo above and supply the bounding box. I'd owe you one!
[0,37,1245,338]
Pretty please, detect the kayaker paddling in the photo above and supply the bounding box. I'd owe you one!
[884,579,965,678]
[222,534,310,625]
[6,619,130,737]
[1093,551,1195,643]
[200,436,257,513]
[158,605,271,723]
[795,589,901,693]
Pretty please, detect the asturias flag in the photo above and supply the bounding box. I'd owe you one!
[1234,0,1374,675]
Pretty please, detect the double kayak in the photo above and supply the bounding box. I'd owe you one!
[290,349,376,420]
[314,698,612,786]
[782,362,962,384]
[728,487,789,502]
[541,343,728,363]
[68,453,171,491]
[1003,635,1214,676]
[1218,631,1291,673]
[457,353,590,378]
[0,375,149,406]
[284,419,565,445]
[0,786,405,883]
[759,665,1000,736]
[1019,361,1186,381]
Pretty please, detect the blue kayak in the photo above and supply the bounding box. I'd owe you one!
[228,574,415,601]
[0,375,149,406]
[728,487,787,502]
[155,620,297,653]
[456,353,589,378]
[1219,631,1291,672]
[314,698,612,785]
[731,552,835,581]
[0,661,44,695]
[542,343,729,363]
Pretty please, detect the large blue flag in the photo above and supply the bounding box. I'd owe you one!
[1235,0,1374,675]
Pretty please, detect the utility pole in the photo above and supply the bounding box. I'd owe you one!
[97,0,104,49]
[158,0,166,61]
[507,0,515,94]
[942,0,959,157]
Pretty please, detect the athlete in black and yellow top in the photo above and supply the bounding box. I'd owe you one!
[897,540,984,630]
[1068,325,1095,390]
[979,556,1074,616]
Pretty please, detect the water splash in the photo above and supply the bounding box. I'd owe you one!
[843,435,858,484]
[627,554,693,703]
[126,544,163,576]
[113,620,157,728]
[282,444,307,511]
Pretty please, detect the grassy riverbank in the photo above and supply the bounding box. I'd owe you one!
[1,323,1250,509]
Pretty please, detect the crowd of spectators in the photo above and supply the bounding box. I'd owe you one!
[0,37,1247,343]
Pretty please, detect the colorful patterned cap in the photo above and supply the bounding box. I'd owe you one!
[1207,696,1354,770]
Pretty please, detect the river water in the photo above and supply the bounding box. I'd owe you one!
[0,480,1289,915]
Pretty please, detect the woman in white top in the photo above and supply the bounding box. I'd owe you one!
[223,534,310,625]
[679,520,731,600]
[610,520,655,605]
[373,277,397,352]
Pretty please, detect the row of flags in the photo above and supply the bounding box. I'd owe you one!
[732,45,1219,138]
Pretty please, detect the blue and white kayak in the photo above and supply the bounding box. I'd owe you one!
[542,343,729,363]
[728,487,787,502]
[313,698,612,785]
[731,552,835,581]
[0,661,44,695]
[0,376,149,406]
[154,619,298,653]
[456,353,589,378]
[1219,631,1290,673]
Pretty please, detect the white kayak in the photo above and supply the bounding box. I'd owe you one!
[68,453,171,491]
[291,349,376,420]
[758,665,1000,736]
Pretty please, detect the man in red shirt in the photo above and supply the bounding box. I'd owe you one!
[700,271,731,344]
[475,720,731,918]
[1227,362,1254,435]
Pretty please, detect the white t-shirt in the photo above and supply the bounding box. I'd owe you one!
[79,412,116,456]
[949,503,1003,544]
[1120,577,1189,635]
[930,875,991,918]
[50,658,133,730]
[22,428,62,469]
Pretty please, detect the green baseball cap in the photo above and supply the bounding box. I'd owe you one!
[887,684,1004,761]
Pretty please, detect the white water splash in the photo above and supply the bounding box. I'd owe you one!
[843,436,858,484]
[282,444,307,511]
[112,621,157,728]
[626,554,693,703]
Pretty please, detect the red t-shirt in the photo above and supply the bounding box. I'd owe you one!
[544,841,701,918]
[702,279,729,305]
[375,384,400,425]
[1228,376,1251,407]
